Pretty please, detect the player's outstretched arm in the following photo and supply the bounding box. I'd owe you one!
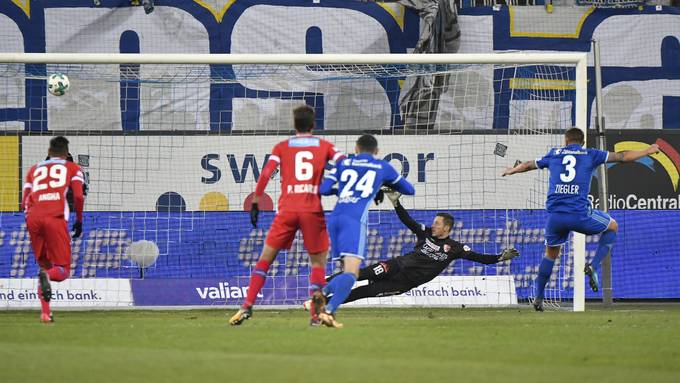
[607,144,659,163]
[460,247,520,264]
[388,193,425,235]
[319,168,338,196]
[389,176,415,196]
[501,160,538,177]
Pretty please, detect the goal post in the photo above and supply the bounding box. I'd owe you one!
[0,52,587,311]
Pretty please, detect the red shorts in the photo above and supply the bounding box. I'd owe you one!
[265,211,329,254]
[26,215,71,268]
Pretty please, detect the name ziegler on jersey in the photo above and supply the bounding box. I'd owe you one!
[38,192,62,201]
[554,184,580,195]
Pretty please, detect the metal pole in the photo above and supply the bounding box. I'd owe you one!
[592,39,613,305]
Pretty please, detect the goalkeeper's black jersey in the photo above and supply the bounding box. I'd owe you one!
[394,203,499,284]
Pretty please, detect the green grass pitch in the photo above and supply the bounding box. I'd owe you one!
[1,306,679,383]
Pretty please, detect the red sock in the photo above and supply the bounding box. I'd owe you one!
[243,260,271,309]
[309,266,326,295]
[37,288,50,316]
[47,265,69,282]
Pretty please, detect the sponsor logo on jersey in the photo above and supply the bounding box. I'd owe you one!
[288,137,320,147]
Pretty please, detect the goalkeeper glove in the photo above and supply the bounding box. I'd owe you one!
[373,188,385,205]
[72,221,83,239]
[250,203,259,228]
[382,186,401,207]
[498,248,520,262]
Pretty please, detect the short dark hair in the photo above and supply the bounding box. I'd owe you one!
[436,213,454,229]
[565,127,585,145]
[293,105,315,133]
[49,136,70,157]
[356,134,378,153]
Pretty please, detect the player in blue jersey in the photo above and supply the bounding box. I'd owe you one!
[502,128,659,311]
[316,134,415,327]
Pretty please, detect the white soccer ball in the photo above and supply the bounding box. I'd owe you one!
[47,73,70,96]
[126,240,160,268]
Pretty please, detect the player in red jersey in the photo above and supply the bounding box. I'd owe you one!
[22,136,85,323]
[229,105,344,326]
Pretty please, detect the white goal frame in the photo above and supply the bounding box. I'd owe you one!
[0,52,588,312]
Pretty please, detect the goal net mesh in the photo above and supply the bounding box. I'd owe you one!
[0,59,581,309]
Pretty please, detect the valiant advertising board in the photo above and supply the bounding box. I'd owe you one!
[129,276,516,307]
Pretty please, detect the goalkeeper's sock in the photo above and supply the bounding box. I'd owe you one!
[535,256,555,300]
[243,260,271,308]
[47,265,69,282]
[309,266,326,295]
[592,229,617,271]
[325,272,356,314]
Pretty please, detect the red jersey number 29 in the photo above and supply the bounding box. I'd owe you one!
[33,164,67,192]
[295,151,314,181]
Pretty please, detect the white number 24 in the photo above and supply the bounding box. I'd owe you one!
[339,169,376,198]
[33,164,68,192]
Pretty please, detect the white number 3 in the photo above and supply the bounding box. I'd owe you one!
[560,155,577,182]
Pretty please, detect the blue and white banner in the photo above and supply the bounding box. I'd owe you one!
[0,2,679,131]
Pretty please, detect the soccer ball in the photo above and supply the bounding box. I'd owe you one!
[47,73,70,96]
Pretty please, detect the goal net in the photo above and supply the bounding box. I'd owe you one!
[0,53,586,311]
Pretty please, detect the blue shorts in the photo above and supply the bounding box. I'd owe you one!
[545,209,612,247]
[328,214,367,260]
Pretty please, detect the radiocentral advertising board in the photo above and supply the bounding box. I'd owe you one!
[589,131,680,210]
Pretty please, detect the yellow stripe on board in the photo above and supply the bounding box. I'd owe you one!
[508,6,594,38]
[10,0,30,18]
[193,0,237,23]
[377,3,405,30]
[0,136,20,212]
[509,78,576,91]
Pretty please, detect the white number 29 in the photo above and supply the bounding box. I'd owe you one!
[33,164,67,192]
[560,155,577,182]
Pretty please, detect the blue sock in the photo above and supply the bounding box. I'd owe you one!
[591,230,616,271]
[325,272,357,314]
[535,257,555,300]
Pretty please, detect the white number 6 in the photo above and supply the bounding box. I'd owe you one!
[295,151,314,181]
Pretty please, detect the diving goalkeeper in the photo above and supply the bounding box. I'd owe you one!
[316,189,519,305]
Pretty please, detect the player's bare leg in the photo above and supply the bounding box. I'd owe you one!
[229,244,279,326]
[534,245,561,312]
[308,251,328,325]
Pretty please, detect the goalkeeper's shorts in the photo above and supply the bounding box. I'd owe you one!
[544,209,612,247]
